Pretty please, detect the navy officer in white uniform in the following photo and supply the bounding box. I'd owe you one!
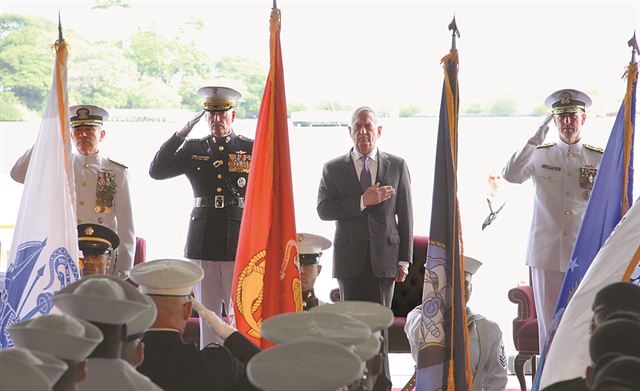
[149,86,253,347]
[405,256,508,391]
[502,89,603,351]
[11,105,135,279]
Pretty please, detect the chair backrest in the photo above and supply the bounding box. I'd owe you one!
[391,236,428,317]
[134,237,146,265]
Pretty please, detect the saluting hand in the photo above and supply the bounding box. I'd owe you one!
[363,183,396,207]
[177,111,205,139]
[529,114,554,145]
[192,298,235,340]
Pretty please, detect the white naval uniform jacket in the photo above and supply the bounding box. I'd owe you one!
[405,306,508,391]
[10,148,136,278]
[80,358,163,391]
[502,139,603,272]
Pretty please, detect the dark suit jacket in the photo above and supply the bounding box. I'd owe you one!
[149,132,253,261]
[138,330,260,391]
[317,149,413,279]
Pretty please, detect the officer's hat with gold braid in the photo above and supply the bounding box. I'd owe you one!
[77,223,119,255]
[545,88,592,115]
[69,105,109,128]
[197,86,242,112]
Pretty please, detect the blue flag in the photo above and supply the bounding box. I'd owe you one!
[534,62,637,389]
[0,34,79,348]
[417,46,472,391]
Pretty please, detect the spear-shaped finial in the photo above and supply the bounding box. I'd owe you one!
[448,15,460,50]
[58,11,64,43]
[628,31,639,64]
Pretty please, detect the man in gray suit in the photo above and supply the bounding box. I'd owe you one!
[317,106,414,307]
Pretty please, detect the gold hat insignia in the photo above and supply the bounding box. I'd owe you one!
[84,226,95,236]
[77,108,90,119]
[559,92,572,105]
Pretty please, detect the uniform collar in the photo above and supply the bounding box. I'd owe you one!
[557,137,582,152]
[211,130,236,144]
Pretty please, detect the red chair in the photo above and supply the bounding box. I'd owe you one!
[134,237,146,265]
[508,284,539,391]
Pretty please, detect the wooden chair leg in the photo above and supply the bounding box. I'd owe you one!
[514,353,530,391]
[401,369,416,391]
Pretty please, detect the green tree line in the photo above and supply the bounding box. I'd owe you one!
[0,14,267,121]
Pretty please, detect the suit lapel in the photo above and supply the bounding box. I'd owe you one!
[377,150,390,184]
[344,150,362,193]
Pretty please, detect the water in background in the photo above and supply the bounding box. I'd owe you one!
[0,115,631,355]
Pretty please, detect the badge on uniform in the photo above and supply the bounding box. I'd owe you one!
[228,153,251,173]
[580,166,598,190]
[95,170,116,214]
[237,177,246,188]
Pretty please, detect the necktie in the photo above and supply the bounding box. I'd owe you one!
[360,155,371,192]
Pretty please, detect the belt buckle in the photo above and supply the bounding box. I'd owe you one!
[214,195,224,208]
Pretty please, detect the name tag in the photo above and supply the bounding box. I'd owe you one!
[191,155,210,161]
[542,164,561,172]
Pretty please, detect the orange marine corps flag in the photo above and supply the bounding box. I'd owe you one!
[230,1,301,348]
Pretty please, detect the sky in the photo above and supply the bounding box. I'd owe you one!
[3,0,640,114]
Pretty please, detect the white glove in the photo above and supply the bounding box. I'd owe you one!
[191,299,235,341]
[176,111,205,139]
[528,114,554,145]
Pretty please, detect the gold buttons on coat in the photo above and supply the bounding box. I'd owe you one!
[217,174,223,179]
[216,187,223,193]
[219,146,224,151]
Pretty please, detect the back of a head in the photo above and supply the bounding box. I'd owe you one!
[589,319,640,363]
[592,283,640,324]
[592,355,640,390]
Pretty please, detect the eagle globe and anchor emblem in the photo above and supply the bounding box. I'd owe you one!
[0,238,79,347]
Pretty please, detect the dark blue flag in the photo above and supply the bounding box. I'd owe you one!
[417,46,472,390]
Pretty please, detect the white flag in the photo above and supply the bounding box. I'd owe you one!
[540,200,640,388]
[0,36,79,348]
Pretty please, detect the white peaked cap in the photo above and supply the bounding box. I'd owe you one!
[261,311,371,346]
[130,259,204,296]
[52,275,149,325]
[296,232,332,254]
[352,331,382,361]
[247,338,364,391]
[0,354,51,391]
[0,348,68,386]
[310,301,394,332]
[9,313,103,361]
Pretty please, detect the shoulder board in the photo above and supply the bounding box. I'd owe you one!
[536,142,556,149]
[238,135,254,142]
[108,158,128,169]
[584,144,604,153]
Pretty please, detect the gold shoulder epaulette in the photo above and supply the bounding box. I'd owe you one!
[108,158,128,169]
[584,144,604,153]
[536,142,556,149]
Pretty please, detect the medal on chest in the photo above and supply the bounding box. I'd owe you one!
[95,170,116,214]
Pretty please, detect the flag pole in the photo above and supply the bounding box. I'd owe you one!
[448,16,460,51]
[629,32,639,64]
